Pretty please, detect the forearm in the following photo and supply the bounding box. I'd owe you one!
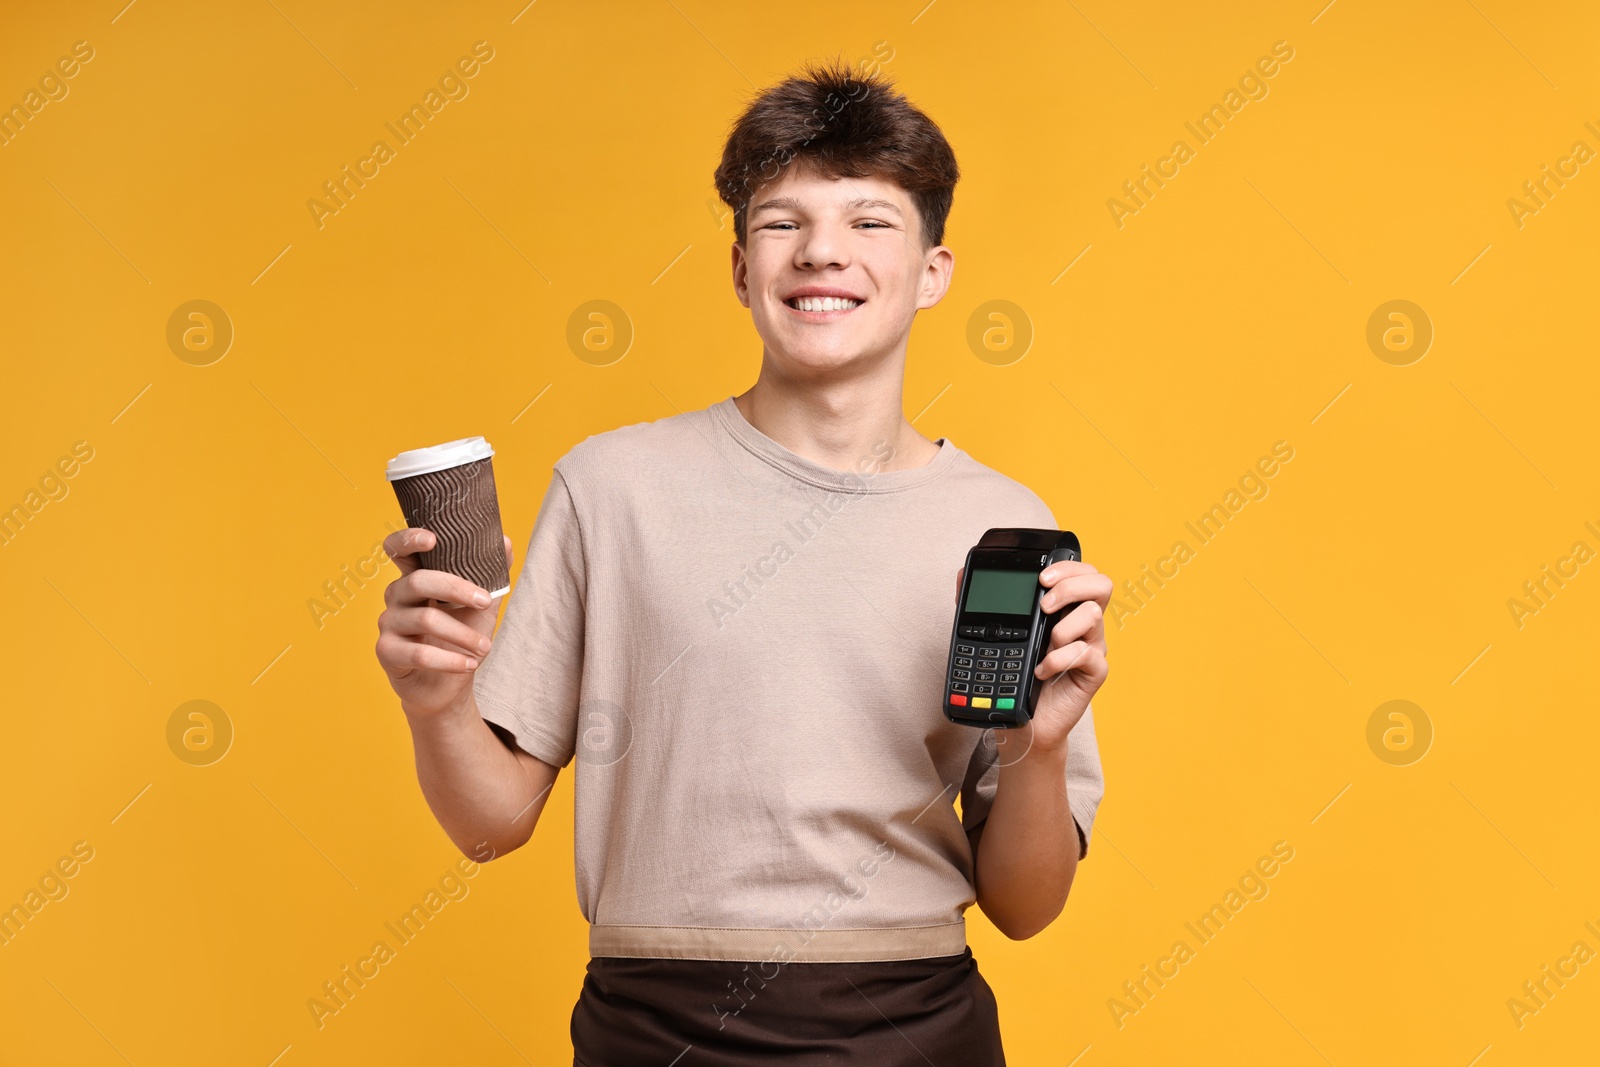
[404,692,555,860]
[974,735,1078,940]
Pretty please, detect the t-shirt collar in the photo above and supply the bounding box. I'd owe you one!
[711,395,958,494]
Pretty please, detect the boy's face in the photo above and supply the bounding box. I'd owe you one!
[732,163,953,377]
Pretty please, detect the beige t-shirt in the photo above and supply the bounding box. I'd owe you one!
[473,396,1105,963]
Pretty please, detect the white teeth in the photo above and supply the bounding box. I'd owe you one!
[791,296,860,312]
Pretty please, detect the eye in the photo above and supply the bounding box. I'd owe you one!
[762,222,797,230]
[858,220,889,229]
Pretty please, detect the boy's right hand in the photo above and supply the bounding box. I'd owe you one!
[376,528,513,719]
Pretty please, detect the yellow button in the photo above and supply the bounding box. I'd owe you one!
[972,697,992,708]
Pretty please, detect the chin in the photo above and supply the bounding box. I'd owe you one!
[768,337,877,375]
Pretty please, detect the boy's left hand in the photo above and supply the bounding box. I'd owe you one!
[1029,560,1112,751]
[955,560,1113,754]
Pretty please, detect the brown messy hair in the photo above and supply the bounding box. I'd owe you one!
[713,57,960,250]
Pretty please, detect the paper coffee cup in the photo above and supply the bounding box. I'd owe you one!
[385,437,511,598]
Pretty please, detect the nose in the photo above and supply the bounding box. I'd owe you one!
[794,219,849,270]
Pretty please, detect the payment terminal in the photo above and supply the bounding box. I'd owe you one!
[943,528,1082,729]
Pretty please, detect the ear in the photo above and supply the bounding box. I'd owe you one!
[917,244,955,311]
[731,242,751,308]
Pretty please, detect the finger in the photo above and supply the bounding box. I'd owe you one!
[1034,641,1109,689]
[955,565,965,603]
[1047,600,1105,651]
[1042,572,1114,614]
[503,533,515,572]
[394,568,495,610]
[400,638,479,674]
[376,632,479,675]
[382,605,493,658]
[383,528,437,576]
[1039,560,1099,589]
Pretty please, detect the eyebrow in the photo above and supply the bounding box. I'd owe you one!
[749,195,905,220]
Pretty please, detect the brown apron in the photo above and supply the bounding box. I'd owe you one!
[570,947,1006,1066]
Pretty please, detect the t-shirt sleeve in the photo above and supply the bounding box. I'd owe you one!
[955,489,1105,859]
[958,702,1105,861]
[471,468,586,769]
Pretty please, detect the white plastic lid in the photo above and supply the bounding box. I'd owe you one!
[385,436,494,481]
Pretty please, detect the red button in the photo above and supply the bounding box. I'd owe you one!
[949,694,968,706]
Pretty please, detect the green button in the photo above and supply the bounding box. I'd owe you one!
[997,698,1015,709]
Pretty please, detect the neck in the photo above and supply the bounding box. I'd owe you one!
[732,365,941,475]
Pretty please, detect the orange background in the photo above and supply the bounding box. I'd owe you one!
[3,1,1598,1063]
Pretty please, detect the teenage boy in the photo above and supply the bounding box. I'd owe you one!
[377,58,1111,1066]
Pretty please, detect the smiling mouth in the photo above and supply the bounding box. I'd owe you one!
[784,296,864,316]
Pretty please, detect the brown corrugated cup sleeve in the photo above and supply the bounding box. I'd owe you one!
[389,456,511,596]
